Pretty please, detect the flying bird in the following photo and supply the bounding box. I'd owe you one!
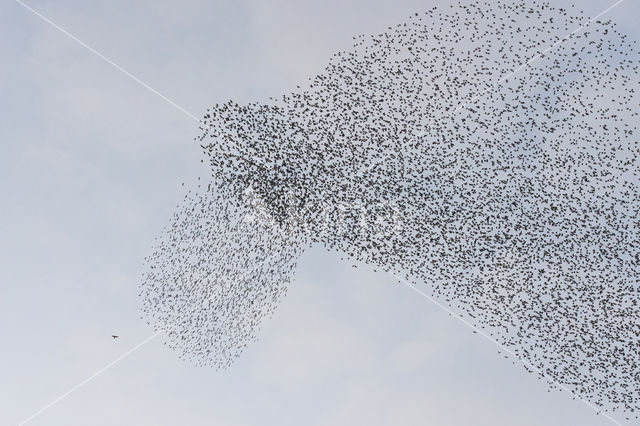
[141,0,640,419]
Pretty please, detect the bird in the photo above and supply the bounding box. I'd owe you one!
[140,0,640,418]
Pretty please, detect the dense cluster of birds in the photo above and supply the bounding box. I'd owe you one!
[140,1,640,419]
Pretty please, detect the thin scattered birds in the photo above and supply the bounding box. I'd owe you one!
[141,1,640,419]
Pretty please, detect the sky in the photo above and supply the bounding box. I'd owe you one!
[1,0,638,425]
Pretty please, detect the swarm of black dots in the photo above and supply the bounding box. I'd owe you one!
[140,1,640,418]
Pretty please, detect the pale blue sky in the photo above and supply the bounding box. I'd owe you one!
[1,1,638,425]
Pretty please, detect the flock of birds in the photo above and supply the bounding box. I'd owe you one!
[140,1,640,419]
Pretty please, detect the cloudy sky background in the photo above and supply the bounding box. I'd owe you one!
[1,1,638,425]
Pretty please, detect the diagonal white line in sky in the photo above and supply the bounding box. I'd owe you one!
[13,0,265,164]
[17,331,162,426]
[390,271,623,426]
[13,0,200,122]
